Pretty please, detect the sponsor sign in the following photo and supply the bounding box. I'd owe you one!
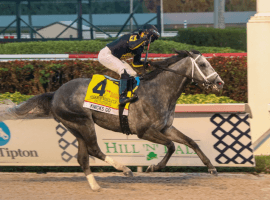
[0,121,40,162]
[0,113,255,167]
[0,122,10,146]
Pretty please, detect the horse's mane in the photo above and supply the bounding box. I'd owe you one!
[142,49,201,81]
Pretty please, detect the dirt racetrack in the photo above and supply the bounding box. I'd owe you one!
[0,172,270,200]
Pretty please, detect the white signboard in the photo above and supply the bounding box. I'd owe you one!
[0,113,255,167]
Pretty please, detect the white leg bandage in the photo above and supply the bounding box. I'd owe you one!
[98,46,137,76]
[86,174,101,191]
[105,156,125,171]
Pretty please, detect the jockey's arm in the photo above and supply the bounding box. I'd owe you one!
[132,53,144,68]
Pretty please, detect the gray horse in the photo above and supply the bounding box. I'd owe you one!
[0,50,224,190]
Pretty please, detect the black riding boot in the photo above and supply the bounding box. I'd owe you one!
[119,71,138,106]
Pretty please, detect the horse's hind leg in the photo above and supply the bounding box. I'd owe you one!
[163,126,218,175]
[83,126,133,177]
[73,123,134,178]
[76,136,101,190]
[88,145,133,177]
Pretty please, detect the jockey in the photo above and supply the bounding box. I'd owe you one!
[98,24,160,105]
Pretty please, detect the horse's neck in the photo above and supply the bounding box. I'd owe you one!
[144,58,190,107]
[163,61,189,103]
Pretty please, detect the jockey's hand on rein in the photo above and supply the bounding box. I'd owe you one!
[152,30,160,38]
[146,30,160,42]
[146,29,158,39]
[144,61,151,69]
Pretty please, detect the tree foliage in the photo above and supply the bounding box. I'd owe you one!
[144,0,255,13]
[0,0,146,15]
[0,0,256,15]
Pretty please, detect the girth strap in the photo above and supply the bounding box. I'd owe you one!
[118,75,138,135]
[119,104,132,135]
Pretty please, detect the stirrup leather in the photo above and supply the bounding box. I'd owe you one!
[119,70,138,105]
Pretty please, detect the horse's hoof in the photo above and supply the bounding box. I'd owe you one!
[92,186,102,192]
[208,168,218,176]
[87,174,102,191]
[123,170,134,177]
[146,164,155,173]
[90,184,102,191]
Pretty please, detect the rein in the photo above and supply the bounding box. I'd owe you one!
[141,55,220,89]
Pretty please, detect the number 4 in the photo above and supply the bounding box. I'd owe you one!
[129,35,137,41]
[93,79,107,96]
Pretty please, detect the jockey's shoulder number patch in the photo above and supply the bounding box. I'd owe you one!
[129,35,137,42]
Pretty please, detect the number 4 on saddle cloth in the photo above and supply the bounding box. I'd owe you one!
[83,74,140,115]
[83,74,140,135]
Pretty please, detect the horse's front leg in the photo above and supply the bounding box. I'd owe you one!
[163,126,218,175]
[137,127,175,172]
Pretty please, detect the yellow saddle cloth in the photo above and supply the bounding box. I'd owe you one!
[83,74,136,116]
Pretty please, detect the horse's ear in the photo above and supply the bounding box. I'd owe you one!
[173,48,180,54]
[190,49,201,55]
[173,49,188,55]
[173,49,192,58]
[184,50,193,57]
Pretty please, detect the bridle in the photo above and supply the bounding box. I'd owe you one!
[143,54,223,89]
[190,55,222,89]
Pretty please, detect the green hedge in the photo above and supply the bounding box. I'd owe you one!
[176,27,247,52]
[0,39,243,54]
[177,94,239,104]
[0,56,247,102]
[0,92,34,104]
[0,92,240,105]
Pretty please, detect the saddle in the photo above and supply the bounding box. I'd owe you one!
[83,74,140,135]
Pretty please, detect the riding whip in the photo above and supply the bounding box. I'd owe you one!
[143,35,152,74]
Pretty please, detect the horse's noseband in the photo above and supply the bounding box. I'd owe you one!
[190,55,223,89]
[191,55,216,84]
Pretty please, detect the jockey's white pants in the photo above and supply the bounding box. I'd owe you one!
[98,46,137,77]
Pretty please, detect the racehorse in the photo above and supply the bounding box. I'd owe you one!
[0,50,224,191]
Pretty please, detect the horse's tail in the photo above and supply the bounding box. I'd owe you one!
[0,92,54,121]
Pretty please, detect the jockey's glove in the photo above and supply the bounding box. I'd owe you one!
[147,30,160,41]
[144,61,151,69]
[152,30,160,39]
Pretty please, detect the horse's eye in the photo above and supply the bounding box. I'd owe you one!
[200,63,206,67]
